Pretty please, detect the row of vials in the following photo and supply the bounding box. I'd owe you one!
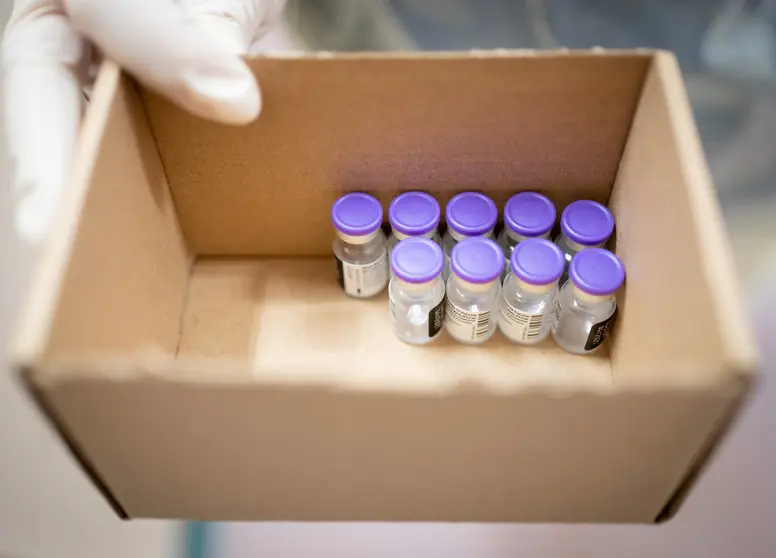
[331,191,625,355]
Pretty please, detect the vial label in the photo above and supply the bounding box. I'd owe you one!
[584,308,617,351]
[390,295,445,342]
[335,252,388,298]
[500,298,545,342]
[559,252,573,287]
[428,297,445,338]
[445,300,491,342]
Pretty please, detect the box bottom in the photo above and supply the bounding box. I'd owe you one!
[178,258,612,391]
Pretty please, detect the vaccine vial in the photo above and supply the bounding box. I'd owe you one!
[551,248,625,355]
[496,191,556,282]
[499,238,565,345]
[388,237,446,344]
[441,192,497,281]
[554,200,615,285]
[387,191,441,261]
[331,192,388,298]
[445,237,503,344]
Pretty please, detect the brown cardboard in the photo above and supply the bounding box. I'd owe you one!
[13,51,757,523]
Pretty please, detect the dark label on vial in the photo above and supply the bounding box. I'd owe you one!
[335,254,345,290]
[428,296,445,338]
[584,308,618,351]
[559,253,572,287]
[559,266,570,288]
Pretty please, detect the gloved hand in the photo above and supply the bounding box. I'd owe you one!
[3,0,286,244]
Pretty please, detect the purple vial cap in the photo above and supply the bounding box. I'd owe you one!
[446,192,498,237]
[504,192,556,237]
[569,248,625,296]
[331,192,383,236]
[450,237,503,284]
[389,192,441,236]
[390,237,444,283]
[510,238,565,285]
[560,200,615,246]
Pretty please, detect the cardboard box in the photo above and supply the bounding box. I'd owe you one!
[13,50,757,523]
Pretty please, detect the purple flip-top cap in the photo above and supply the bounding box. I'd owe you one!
[331,192,383,236]
[389,192,441,236]
[560,200,615,246]
[446,192,498,237]
[450,237,503,284]
[504,192,556,237]
[390,237,444,283]
[569,248,625,296]
[510,238,565,285]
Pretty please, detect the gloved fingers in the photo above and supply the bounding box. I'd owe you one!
[2,5,87,243]
[63,0,261,124]
[180,0,287,51]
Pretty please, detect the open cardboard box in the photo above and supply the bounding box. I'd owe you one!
[13,50,757,523]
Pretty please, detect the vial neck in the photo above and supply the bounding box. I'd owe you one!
[337,229,380,245]
[571,285,615,303]
[455,276,498,292]
[395,277,438,292]
[506,229,550,242]
[515,278,555,294]
[562,234,605,252]
[392,227,438,241]
[449,227,495,242]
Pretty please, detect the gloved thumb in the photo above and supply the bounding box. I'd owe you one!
[64,0,260,124]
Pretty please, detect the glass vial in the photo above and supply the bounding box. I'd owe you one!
[387,191,441,261]
[551,248,625,355]
[389,237,446,345]
[445,237,502,344]
[496,191,556,282]
[331,192,388,298]
[554,200,615,285]
[441,192,497,282]
[500,238,565,345]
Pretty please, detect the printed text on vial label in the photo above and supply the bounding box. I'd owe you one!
[445,300,490,341]
[500,298,545,342]
[338,253,388,298]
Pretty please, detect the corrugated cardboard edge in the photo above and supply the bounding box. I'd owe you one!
[10,63,121,365]
[17,365,129,518]
[656,373,755,522]
[641,52,759,522]
[10,62,130,518]
[245,47,657,59]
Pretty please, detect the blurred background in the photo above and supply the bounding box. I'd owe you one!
[1,1,775,557]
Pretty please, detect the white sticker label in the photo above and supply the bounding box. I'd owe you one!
[445,299,491,342]
[337,252,388,298]
[500,298,545,342]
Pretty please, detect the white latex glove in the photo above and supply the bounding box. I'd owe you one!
[2,0,286,244]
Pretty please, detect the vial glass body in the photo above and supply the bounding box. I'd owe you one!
[332,231,389,298]
[551,282,617,354]
[499,273,557,344]
[445,275,501,344]
[389,276,446,344]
